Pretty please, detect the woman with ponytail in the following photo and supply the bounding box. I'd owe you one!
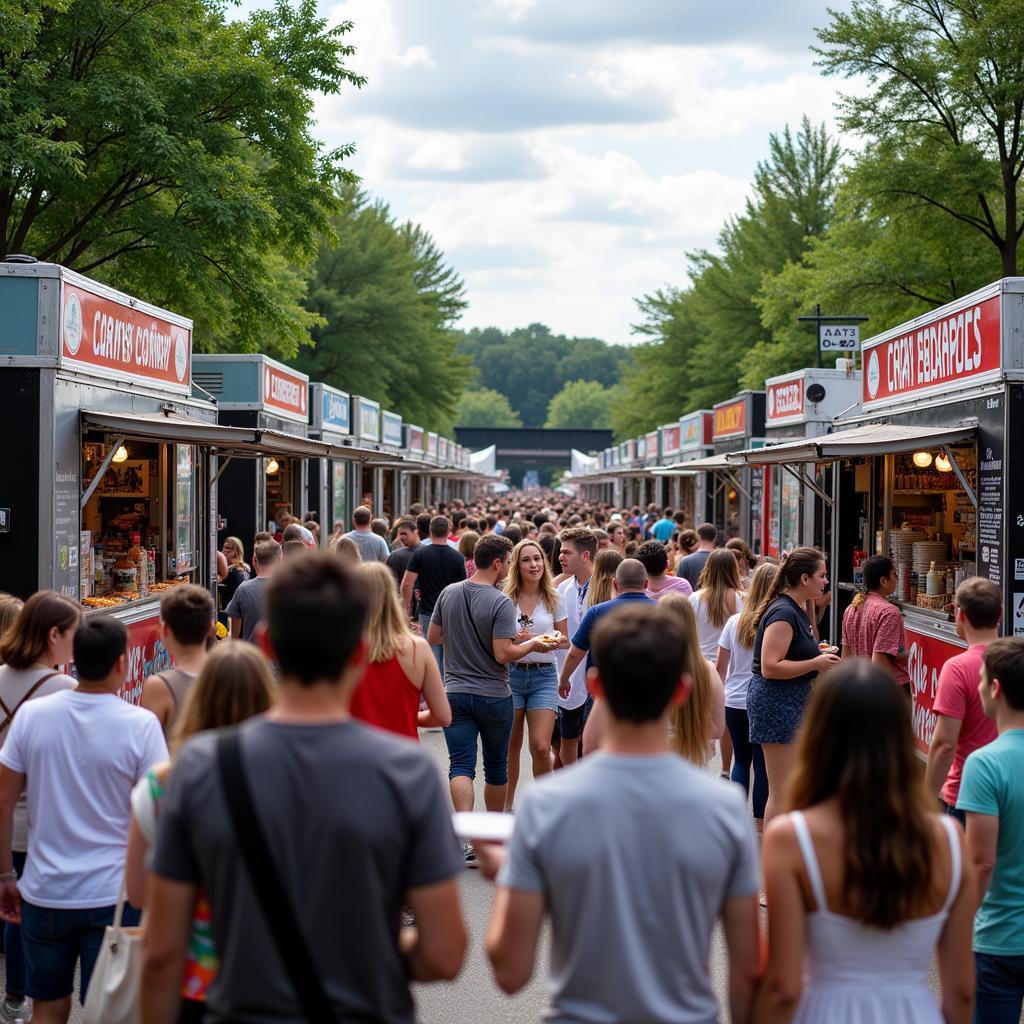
[747,547,840,822]
[841,555,911,695]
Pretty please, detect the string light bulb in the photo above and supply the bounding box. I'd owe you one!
[111,445,129,464]
[912,451,932,468]
[935,453,952,473]
[265,458,279,475]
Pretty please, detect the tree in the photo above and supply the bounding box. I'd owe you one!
[294,185,470,432]
[544,380,615,429]
[457,324,629,427]
[816,0,1024,275]
[0,0,362,356]
[455,387,521,428]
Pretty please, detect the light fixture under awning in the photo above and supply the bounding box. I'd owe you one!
[725,421,978,466]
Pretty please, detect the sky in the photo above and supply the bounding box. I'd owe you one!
[306,1,853,345]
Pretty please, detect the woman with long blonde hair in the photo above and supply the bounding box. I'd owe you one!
[350,561,450,740]
[659,593,725,766]
[716,561,776,831]
[689,548,745,660]
[126,641,276,1022]
[588,548,623,608]
[503,539,568,810]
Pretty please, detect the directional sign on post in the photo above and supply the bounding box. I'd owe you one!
[819,325,859,351]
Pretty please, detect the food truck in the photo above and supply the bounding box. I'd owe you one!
[762,364,861,558]
[191,354,335,548]
[710,391,767,549]
[653,411,715,525]
[306,381,357,535]
[728,278,1024,754]
[0,262,269,700]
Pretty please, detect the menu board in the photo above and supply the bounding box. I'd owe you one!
[979,437,1003,587]
[174,445,194,572]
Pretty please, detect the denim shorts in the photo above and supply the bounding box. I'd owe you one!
[21,898,141,1002]
[509,662,559,713]
[443,691,514,785]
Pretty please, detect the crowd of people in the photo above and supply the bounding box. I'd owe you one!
[0,491,1020,1023]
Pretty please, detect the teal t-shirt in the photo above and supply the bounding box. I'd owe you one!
[957,728,1024,955]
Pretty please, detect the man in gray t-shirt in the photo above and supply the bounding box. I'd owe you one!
[225,539,281,642]
[429,535,555,831]
[485,602,760,1023]
[344,506,390,562]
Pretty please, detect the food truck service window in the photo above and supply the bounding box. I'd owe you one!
[80,437,200,609]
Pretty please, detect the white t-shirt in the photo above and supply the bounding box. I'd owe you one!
[689,590,744,663]
[717,613,754,710]
[516,592,568,665]
[556,576,590,710]
[0,666,77,852]
[0,689,168,908]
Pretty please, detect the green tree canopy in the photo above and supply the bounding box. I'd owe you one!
[0,0,363,357]
[455,387,521,428]
[294,185,469,432]
[545,380,615,429]
[816,0,1024,276]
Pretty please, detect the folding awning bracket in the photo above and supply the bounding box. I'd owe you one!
[210,454,235,487]
[718,468,752,504]
[941,445,978,510]
[80,435,126,509]
[781,462,834,508]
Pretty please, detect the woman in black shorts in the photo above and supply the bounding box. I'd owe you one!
[747,547,840,822]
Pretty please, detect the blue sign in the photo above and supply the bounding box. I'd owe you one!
[382,410,403,447]
[321,389,350,434]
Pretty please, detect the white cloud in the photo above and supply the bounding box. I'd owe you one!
[309,0,856,341]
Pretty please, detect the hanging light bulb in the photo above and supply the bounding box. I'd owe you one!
[265,458,279,475]
[111,444,129,464]
[935,453,952,473]
[912,451,932,468]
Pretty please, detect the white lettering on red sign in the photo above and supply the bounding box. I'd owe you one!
[905,627,964,756]
[767,380,804,422]
[263,365,307,418]
[864,295,1000,405]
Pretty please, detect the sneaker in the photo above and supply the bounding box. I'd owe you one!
[1,997,31,1023]
[463,842,479,869]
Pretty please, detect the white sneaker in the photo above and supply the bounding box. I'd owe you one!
[0,997,31,1023]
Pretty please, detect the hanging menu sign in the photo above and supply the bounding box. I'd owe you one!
[979,437,1003,588]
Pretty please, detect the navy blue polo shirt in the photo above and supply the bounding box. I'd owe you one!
[571,591,656,666]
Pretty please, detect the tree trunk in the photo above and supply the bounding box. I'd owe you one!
[1003,171,1018,277]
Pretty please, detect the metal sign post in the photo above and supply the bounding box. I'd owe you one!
[797,304,869,367]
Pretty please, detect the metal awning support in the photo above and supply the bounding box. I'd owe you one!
[718,467,752,504]
[780,462,834,508]
[210,455,235,487]
[80,436,125,509]
[941,445,978,510]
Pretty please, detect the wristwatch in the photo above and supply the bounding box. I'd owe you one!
[0,869,17,882]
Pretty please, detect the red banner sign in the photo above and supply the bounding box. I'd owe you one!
[262,362,307,421]
[661,424,681,455]
[905,626,965,756]
[120,612,172,706]
[863,294,1002,407]
[61,282,191,393]
[408,427,424,452]
[767,378,804,424]
[713,400,747,440]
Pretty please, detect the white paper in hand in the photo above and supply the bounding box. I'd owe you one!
[452,811,515,843]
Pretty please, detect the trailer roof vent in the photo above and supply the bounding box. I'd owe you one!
[192,371,224,395]
[2,254,38,264]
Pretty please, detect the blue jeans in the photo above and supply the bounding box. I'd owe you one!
[725,706,768,820]
[4,851,27,997]
[509,663,559,712]
[443,692,514,785]
[419,612,443,676]
[21,898,141,1002]
[974,951,1024,1023]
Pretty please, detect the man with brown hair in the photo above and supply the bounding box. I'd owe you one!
[141,585,214,737]
[926,575,1002,823]
[344,506,389,563]
[226,539,281,643]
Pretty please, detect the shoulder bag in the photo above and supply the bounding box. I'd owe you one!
[0,671,60,733]
[217,729,338,1023]
[82,875,143,1024]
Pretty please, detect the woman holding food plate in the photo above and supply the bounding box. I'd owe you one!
[503,539,568,811]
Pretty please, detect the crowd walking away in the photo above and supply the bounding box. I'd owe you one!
[2,490,1024,1023]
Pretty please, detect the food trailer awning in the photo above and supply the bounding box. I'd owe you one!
[651,454,735,476]
[82,410,258,448]
[724,421,978,466]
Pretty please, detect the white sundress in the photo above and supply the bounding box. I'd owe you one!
[790,810,960,1024]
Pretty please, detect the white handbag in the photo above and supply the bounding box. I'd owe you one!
[82,876,144,1024]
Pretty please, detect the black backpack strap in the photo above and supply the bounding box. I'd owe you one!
[216,730,336,1023]
[460,583,497,660]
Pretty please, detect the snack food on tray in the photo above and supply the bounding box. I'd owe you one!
[540,631,563,644]
[818,641,839,655]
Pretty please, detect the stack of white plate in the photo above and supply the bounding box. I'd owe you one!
[890,529,927,563]
[912,541,947,574]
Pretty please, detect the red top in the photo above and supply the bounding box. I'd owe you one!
[350,656,421,741]
[841,593,911,686]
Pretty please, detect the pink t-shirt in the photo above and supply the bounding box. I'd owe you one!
[932,643,998,805]
[841,593,910,686]
[647,575,693,600]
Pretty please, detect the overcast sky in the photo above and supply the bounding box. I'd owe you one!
[308,1,852,344]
